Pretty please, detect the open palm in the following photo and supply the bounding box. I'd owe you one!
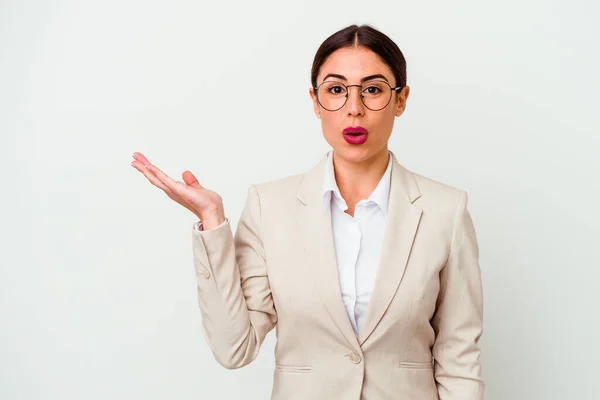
[131,152,223,221]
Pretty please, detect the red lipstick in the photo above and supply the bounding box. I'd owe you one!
[342,126,368,145]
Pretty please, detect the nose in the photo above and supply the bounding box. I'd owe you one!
[345,85,364,117]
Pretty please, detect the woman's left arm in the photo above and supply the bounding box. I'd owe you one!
[431,191,485,400]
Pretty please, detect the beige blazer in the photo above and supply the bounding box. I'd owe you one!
[192,151,484,400]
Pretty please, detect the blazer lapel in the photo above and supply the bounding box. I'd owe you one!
[296,153,361,352]
[357,152,423,345]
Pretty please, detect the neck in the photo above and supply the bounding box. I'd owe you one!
[332,147,390,202]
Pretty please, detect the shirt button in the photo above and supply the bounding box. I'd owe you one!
[347,352,362,364]
[201,270,210,279]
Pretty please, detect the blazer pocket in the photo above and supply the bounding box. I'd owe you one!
[399,359,434,369]
[275,364,313,374]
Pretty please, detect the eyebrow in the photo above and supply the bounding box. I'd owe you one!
[321,73,389,83]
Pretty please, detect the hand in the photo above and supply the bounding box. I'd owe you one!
[131,152,225,227]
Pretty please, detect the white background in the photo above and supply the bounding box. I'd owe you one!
[1,0,599,399]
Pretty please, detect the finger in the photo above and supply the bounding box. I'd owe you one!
[132,153,197,192]
[132,160,170,192]
[132,152,151,165]
[182,170,203,189]
[132,161,169,192]
[133,162,198,212]
[132,154,191,201]
[148,165,195,203]
[146,163,181,193]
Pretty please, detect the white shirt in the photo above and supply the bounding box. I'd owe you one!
[322,150,392,336]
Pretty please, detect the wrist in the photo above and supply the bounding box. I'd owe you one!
[199,207,225,230]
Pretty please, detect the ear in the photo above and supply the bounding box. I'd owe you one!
[309,87,321,119]
[394,85,410,117]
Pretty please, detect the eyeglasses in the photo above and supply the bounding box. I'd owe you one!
[313,80,404,111]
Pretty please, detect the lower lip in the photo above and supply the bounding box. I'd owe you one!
[343,133,368,145]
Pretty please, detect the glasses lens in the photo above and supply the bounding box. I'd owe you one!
[317,80,393,111]
[361,81,392,111]
[316,81,348,111]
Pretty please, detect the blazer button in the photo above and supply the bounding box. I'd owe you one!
[201,270,210,279]
[348,352,362,364]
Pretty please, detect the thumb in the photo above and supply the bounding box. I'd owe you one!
[182,170,203,189]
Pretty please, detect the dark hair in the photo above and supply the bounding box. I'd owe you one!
[310,24,407,90]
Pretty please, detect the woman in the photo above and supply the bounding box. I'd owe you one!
[131,24,484,400]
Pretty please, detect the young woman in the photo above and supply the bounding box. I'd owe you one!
[132,24,484,400]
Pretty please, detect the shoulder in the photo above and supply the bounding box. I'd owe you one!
[408,168,469,216]
[247,172,306,202]
[249,154,325,199]
[414,171,465,200]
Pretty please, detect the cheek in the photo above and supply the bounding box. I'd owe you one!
[320,114,341,139]
[381,112,396,131]
[365,114,393,138]
[376,109,396,132]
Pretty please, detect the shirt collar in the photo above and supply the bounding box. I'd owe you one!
[321,150,392,217]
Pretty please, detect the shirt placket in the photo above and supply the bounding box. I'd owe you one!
[347,204,363,334]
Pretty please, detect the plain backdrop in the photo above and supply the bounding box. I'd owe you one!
[1,0,599,399]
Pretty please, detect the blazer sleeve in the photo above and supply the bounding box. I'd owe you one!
[191,184,277,369]
[431,190,485,399]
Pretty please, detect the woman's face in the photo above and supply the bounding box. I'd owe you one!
[309,46,410,164]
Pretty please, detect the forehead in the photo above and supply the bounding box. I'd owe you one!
[318,46,393,83]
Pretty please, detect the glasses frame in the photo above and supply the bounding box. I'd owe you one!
[313,80,404,112]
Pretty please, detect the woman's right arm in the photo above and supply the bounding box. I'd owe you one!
[131,153,277,369]
[192,184,277,369]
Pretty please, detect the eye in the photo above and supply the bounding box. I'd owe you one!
[364,85,382,95]
[327,85,346,95]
